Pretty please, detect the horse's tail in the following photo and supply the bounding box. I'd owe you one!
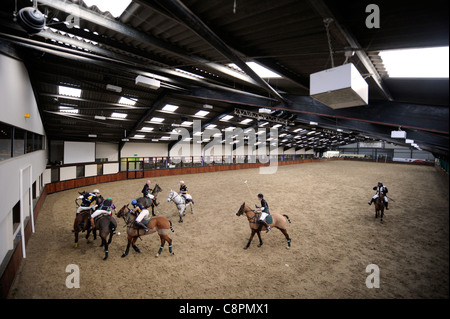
[169,220,174,232]
[283,214,291,223]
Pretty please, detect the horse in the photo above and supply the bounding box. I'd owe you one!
[374,191,385,223]
[137,183,162,216]
[235,202,291,249]
[167,189,194,223]
[116,204,175,258]
[92,213,117,260]
[73,193,103,248]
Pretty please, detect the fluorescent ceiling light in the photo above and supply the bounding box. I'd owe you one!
[220,115,233,121]
[228,62,282,78]
[195,110,209,117]
[379,46,449,78]
[140,127,154,131]
[162,104,179,112]
[205,124,217,129]
[59,106,79,113]
[181,121,193,126]
[134,134,145,138]
[160,136,171,140]
[111,112,127,119]
[88,134,97,138]
[150,117,164,123]
[94,115,106,120]
[240,119,253,124]
[59,86,81,97]
[119,97,137,106]
[82,0,132,18]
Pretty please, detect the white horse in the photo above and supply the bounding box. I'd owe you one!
[167,190,194,223]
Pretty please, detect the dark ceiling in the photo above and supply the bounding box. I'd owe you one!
[0,0,448,156]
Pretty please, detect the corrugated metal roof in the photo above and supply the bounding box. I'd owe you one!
[0,0,447,155]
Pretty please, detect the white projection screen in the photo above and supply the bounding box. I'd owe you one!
[63,141,95,164]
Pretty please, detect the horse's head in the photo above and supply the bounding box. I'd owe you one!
[167,189,175,202]
[96,195,104,205]
[153,184,162,194]
[78,191,86,195]
[236,202,246,216]
[116,204,129,218]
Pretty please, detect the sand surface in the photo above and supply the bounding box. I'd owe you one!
[8,161,449,298]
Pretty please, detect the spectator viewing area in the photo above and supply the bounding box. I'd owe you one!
[0,0,448,307]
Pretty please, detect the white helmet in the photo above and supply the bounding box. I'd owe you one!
[179,181,184,185]
[92,189,100,194]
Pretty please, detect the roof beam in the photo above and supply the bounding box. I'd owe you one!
[307,0,393,101]
[37,0,266,89]
[151,0,287,104]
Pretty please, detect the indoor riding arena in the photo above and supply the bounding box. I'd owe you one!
[6,160,449,299]
[0,0,448,307]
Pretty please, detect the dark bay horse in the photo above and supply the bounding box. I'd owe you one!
[236,202,291,249]
[116,204,175,258]
[73,193,103,248]
[137,183,162,216]
[93,214,117,260]
[374,191,385,223]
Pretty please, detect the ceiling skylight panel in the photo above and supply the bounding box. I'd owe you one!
[59,85,81,97]
[379,46,449,78]
[119,97,137,106]
[82,0,132,18]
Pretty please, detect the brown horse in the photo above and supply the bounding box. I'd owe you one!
[73,194,103,248]
[374,192,385,223]
[116,204,175,258]
[236,202,291,249]
[93,214,117,260]
[137,183,162,216]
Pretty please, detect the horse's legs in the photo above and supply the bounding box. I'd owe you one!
[256,231,263,247]
[156,235,166,257]
[74,230,79,248]
[244,229,256,249]
[190,202,194,214]
[165,235,174,255]
[121,235,132,258]
[101,236,109,260]
[178,207,184,223]
[132,237,141,253]
[278,228,291,249]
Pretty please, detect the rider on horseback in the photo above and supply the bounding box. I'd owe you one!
[90,196,116,230]
[142,180,159,207]
[131,199,150,233]
[256,193,271,232]
[179,181,188,200]
[75,189,100,214]
[368,181,389,210]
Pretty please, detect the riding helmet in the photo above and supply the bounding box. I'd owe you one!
[131,199,137,205]
[257,193,264,198]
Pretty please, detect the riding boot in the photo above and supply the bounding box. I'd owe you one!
[368,198,374,205]
[135,221,149,233]
[385,201,389,210]
[260,220,271,233]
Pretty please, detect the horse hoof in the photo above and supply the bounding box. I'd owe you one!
[286,246,290,249]
[155,254,159,258]
[121,253,127,258]
[74,243,78,248]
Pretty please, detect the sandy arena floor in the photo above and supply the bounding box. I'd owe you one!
[7,160,449,298]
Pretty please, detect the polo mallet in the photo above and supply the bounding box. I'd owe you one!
[243,180,253,198]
